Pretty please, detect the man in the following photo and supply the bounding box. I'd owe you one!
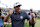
[0,8,5,27]
[4,2,30,27]
[28,9,36,27]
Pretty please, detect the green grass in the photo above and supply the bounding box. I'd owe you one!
[35,18,40,27]
[6,18,40,27]
[7,24,12,27]
[24,19,29,27]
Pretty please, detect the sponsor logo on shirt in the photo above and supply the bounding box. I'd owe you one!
[20,16,23,19]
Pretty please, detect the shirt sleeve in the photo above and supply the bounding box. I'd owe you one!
[25,12,30,20]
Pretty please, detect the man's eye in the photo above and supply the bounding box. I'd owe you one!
[16,5,20,7]
[16,6,18,7]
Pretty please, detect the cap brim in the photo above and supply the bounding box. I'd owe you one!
[18,5,21,6]
[15,4,22,7]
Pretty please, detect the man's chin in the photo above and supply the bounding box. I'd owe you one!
[17,11,20,13]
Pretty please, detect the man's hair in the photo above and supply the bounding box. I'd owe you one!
[30,9,32,11]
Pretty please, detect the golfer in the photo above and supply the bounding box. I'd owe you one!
[4,2,30,27]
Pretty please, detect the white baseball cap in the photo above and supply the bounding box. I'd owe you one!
[14,2,22,7]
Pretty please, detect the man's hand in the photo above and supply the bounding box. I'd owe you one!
[9,9,13,15]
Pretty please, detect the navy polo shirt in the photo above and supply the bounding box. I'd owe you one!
[10,11,30,27]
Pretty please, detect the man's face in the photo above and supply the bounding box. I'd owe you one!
[14,5,20,12]
[30,10,33,13]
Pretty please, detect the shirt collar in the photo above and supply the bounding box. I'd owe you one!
[14,10,21,14]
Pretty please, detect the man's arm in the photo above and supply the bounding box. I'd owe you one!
[4,14,10,22]
[0,14,10,22]
[24,12,30,22]
[4,9,13,22]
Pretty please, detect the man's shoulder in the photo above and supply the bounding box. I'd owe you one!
[20,10,26,13]
[20,10,28,15]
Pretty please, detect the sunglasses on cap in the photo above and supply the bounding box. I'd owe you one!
[15,5,21,7]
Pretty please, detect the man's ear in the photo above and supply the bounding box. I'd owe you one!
[14,7,16,9]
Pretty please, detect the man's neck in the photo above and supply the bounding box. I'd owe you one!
[30,12,33,13]
[15,11,20,14]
